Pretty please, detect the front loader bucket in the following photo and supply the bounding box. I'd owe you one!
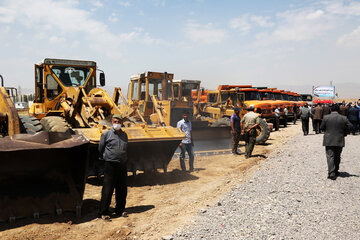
[191,126,232,152]
[76,126,185,174]
[0,132,89,222]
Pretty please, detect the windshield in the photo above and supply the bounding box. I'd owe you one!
[273,93,283,100]
[260,92,274,100]
[51,66,91,87]
[301,95,312,101]
[243,91,261,101]
[182,83,199,97]
[148,79,172,100]
[220,92,239,106]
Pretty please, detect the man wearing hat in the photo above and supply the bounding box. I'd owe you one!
[98,114,128,220]
[231,107,242,155]
[241,105,260,158]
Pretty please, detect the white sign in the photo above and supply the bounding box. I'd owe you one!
[312,86,335,98]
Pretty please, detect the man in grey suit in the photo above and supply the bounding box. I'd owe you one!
[320,104,352,180]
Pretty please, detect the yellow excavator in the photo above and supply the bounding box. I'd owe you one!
[28,59,184,175]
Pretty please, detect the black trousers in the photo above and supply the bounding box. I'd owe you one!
[274,116,279,131]
[350,120,358,134]
[99,161,128,215]
[325,146,342,177]
[301,117,309,135]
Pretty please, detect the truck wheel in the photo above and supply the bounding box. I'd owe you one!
[255,118,270,144]
[19,115,43,134]
[40,116,71,133]
[211,117,230,127]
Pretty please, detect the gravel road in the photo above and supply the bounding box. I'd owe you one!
[172,132,360,240]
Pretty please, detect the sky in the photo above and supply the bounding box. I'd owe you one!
[1,0,360,98]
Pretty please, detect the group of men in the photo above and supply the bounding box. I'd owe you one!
[299,102,354,181]
[96,100,355,219]
[299,101,360,136]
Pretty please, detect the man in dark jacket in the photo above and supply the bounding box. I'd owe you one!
[347,104,359,135]
[98,114,128,219]
[320,104,352,180]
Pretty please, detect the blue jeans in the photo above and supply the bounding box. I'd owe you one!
[180,143,194,171]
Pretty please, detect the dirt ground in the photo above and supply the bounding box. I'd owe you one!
[0,123,301,240]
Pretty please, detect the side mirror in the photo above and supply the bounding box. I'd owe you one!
[99,72,105,86]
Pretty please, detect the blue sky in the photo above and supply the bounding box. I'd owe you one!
[1,0,360,97]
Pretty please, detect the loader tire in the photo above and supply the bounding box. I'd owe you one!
[19,115,43,134]
[40,116,71,133]
[211,117,231,127]
[255,118,270,145]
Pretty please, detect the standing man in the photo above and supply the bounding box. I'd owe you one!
[241,105,260,159]
[320,104,352,180]
[300,103,311,135]
[274,107,280,131]
[323,104,331,116]
[283,106,288,127]
[293,104,298,124]
[313,103,323,134]
[177,111,195,172]
[231,107,242,155]
[347,104,359,135]
[339,101,348,116]
[98,114,128,219]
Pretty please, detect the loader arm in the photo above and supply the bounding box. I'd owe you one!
[0,87,21,136]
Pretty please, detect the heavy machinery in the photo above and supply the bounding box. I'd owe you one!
[0,84,89,222]
[196,86,271,144]
[125,73,230,152]
[29,59,184,174]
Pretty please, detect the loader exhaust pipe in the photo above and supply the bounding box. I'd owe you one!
[0,75,3,87]
[161,72,168,100]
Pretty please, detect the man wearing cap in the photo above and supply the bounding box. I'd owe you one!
[241,105,260,159]
[177,111,195,171]
[231,107,242,155]
[98,114,128,219]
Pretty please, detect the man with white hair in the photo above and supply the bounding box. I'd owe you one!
[241,105,260,159]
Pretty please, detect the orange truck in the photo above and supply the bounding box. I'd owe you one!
[217,85,273,121]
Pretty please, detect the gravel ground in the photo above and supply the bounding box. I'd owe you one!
[172,132,360,240]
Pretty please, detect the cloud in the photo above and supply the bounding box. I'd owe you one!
[119,1,131,7]
[324,0,360,16]
[0,0,167,58]
[337,25,360,47]
[184,22,226,44]
[229,14,273,34]
[108,12,118,23]
[272,8,333,42]
[49,36,66,44]
[91,0,103,8]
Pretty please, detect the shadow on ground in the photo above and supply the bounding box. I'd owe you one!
[0,198,154,231]
[339,171,359,178]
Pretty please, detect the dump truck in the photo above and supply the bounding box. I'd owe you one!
[0,84,89,222]
[28,59,184,174]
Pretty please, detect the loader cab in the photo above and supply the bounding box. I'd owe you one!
[128,71,174,122]
[31,58,97,118]
[173,80,201,102]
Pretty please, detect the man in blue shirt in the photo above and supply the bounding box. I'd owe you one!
[177,111,194,172]
[231,107,242,155]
